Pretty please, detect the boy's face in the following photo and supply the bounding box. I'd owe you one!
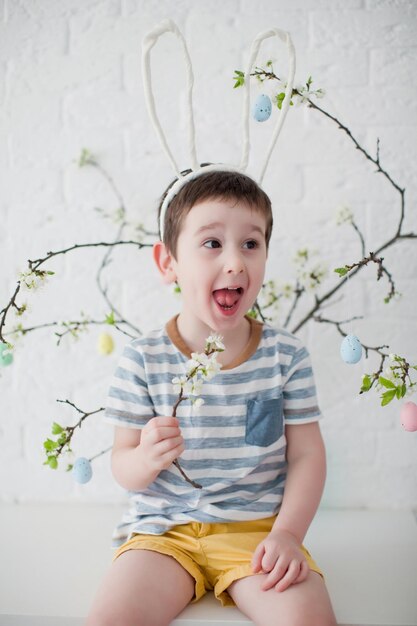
[165,198,268,334]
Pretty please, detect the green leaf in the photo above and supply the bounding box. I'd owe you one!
[378,376,396,389]
[381,389,396,406]
[58,433,68,445]
[44,438,58,451]
[106,311,115,325]
[51,422,63,435]
[47,271,55,276]
[78,148,95,167]
[360,375,372,393]
[233,70,245,89]
[47,456,58,470]
[334,267,348,277]
[275,92,285,110]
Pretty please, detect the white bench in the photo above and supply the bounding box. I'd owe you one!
[0,504,416,626]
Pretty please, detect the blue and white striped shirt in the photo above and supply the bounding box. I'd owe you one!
[104,315,322,545]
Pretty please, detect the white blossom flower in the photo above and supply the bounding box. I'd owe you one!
[384,367,396,381]
[190,377,204,396]
[335,205,354,226]
[191,397,205,411]
[172,338,223,402]
[205,334,225,352]
[295,84,310,105]
[203,358,222,381]
[185,357,200,371]
[190,352,210,367]
[172,375,188,394]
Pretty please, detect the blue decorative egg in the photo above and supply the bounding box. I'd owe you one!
[72,457,92,484]
[252,94,272,122]
[0,343,13,367]
[340,334,362,364]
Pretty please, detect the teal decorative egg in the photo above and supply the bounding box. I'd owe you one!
[0,343,13,367]
[72,457,92,484]
[252,94,272,122]
[340,334,362,364]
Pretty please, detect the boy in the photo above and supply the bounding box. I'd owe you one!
[86,169,337,626]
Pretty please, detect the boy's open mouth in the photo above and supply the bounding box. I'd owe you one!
[212,287,244,313]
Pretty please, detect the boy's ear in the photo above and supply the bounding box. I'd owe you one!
[153,241,177,284]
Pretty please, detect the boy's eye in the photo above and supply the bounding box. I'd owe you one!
[244,240,259,249]
[203,239,221,249]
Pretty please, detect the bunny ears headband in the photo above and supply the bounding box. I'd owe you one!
[141,19,296,241]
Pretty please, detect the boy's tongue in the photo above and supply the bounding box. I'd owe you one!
[213,288,240,307]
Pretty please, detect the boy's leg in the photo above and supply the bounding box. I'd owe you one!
[86,549,195,626]
[228,571,337,626]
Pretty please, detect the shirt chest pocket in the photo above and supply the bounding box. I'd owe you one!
[245,397,284,447]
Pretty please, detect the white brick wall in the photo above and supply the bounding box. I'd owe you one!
[1,0,416,508]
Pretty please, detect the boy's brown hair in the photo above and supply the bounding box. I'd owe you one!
[158,165,273,258]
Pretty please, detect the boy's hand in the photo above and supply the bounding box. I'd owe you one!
[252,528,309,592]
[139,416,185,473]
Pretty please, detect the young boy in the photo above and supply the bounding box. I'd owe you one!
[86,169,337,626]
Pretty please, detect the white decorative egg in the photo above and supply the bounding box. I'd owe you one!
[340,334,362,364]
[252,94,272,122]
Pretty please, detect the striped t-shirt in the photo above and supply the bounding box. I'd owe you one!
[104,314,322,546]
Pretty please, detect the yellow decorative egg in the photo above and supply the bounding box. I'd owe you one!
[98,333,114,355]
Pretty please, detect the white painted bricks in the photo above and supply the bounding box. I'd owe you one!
[0,0,416,508]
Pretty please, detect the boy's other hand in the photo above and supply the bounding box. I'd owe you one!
[139,416,185,473]
[251,528,309,593]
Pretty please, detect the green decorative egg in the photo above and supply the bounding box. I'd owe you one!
[0,343,13,367]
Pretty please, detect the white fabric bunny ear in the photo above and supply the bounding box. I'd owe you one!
[142,19,199,177]
[240,27,296,184]
[141,19,296,240]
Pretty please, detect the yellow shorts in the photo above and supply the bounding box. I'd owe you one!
[113,516,323,606]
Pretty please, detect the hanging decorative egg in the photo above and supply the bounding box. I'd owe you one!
[98,332,114,355]
[400,401,417,432]
[0,343,13,367]
[252,94,272,122]
[340,334,362,364]
[72,457,93,484]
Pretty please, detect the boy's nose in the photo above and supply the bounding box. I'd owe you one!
[225,250,245,274]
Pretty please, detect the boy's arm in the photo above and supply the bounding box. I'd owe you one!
[111,416,184,491]
[271,421,326,543]
[252,421,326,591]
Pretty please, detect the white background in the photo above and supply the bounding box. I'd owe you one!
[1,0,416,509]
